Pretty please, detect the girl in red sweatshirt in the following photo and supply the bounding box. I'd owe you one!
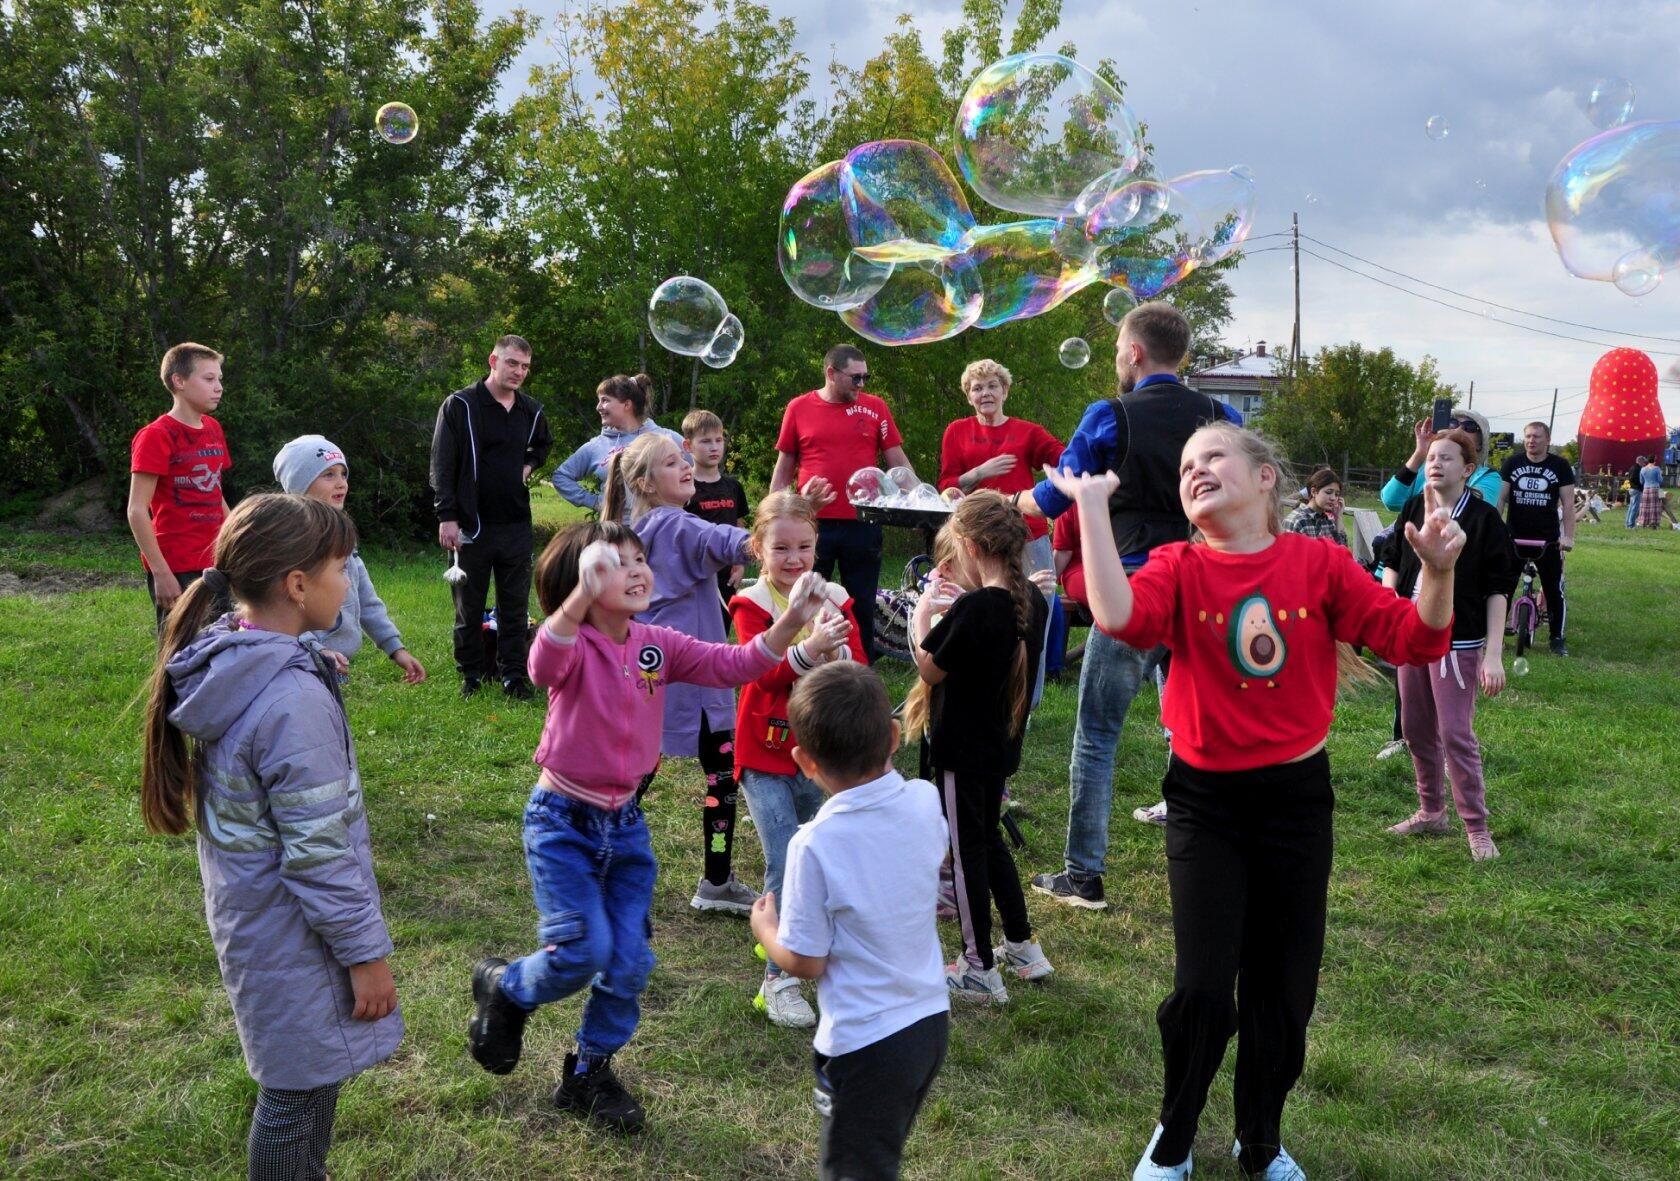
[1053,422,1464,1181]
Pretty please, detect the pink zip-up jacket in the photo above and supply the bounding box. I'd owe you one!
[527,619,779,810]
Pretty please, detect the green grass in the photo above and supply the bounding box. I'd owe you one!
[2,518,1678,1179]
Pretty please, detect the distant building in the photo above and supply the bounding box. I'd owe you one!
[1186,340,1285,420]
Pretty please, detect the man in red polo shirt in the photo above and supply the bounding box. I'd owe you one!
[770,343,917,661]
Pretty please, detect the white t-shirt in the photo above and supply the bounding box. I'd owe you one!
[778,769,950,1057]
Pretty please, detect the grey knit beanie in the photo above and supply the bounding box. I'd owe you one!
[273,434,348,495]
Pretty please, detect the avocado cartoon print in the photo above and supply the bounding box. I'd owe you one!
[1196,593,1309,689]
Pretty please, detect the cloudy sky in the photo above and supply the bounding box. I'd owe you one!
[492,0,1680,442]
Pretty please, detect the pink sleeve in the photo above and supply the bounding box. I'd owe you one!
[527,624,581,689]
[775,399,800,454]
[1324,545,1451,665]
[1111,546,1181,649]
[660,625,779,688]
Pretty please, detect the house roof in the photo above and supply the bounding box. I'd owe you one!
[1192,352,1285,382]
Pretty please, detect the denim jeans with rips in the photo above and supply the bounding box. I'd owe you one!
[1065,628,1167,879]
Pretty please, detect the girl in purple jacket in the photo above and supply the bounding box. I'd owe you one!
[466,520,834,1130]
[142,494,400,1181]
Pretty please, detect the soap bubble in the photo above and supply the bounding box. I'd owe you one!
[839,254,984,346]
[842,140,974,261]
[376,102,418,145]
[1545,120,1680,289]
[1102,286,1137,325]
[1511,656,1529,677]
[1056,167,1253,298]
[1612,250,1662,296]
[779,160,893,310]
[648,276,729,356]
[886,466,918,493]
[1581,77,1635,131]
[846,467,889,505]
[912,483,949,510]
[700,314,745,367]
[954,52,1143,217]
[1425,115,1450,141]
[1059,337,1092,369]
[964,220,1096,329]
[1053,170,1170,271]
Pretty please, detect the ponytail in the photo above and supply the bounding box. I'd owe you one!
[600,432,673,524]
[601,449,630,523]
[140,579,224,834]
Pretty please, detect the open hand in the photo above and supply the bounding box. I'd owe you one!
[785,571,829,624]
[1043,465,1118,503]
[1029,568,1058,596]
[393,649,427,684]
[977,453,1018,481]
[577,540,621,600]
[1404,483,1467,571]
[805,611,854,661]
[800,476,837,510]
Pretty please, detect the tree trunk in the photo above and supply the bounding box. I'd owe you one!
[48,383,107,468]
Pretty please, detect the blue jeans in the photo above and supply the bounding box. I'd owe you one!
[1626,493,1640,528]
[499,788,658,1060]
[1065,629,1167,878]
[1023,534,1054,710]
[739,768,827,974]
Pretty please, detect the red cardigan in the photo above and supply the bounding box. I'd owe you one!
[1112,533,1451,771]
[729,581,867,778]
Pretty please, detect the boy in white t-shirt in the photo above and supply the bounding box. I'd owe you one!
[750,663,950,1181]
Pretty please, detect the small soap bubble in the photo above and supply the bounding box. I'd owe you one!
[1511,656,1529,677]
[648,276,729,357]
[1059,337,1092,369]
[376,102,418,145]
[1102,286,1138,325]
[1612,249,1662,296]
[1425,115,1450,141]
[846,467,889,506]
[1581,77,1635,131]
[700,314,745,367]
[886,466,918,493]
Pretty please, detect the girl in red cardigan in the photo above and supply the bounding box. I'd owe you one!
[1052,422,1464,1181]
[729,492,864,1027]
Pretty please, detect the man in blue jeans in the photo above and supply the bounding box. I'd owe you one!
[1011,302,1239,910]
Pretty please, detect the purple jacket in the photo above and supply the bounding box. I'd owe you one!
[166,619,402,1089]
[632,505,753,755]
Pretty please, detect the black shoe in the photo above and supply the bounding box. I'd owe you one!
[461,676,483,699]
[554,1052,646,1132]
[467,958,528,1075]
[1030,870,1107,911]
[502,678,534,701]
[1549,637,1569,657]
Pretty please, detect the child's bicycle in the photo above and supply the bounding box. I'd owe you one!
[1507,539,1552,659]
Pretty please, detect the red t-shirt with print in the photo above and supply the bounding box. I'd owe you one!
[936,416,1064,540]
[775,390,903,521]
[130,413,231,572]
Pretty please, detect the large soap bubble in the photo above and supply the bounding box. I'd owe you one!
[954,53,1142,217]
[701,314,745,367]
[1581,77,1635,131]
[648,276,730,356]
[1053,171,1170,271]
[964,220,1096,329]
[779,160,893,310]
[376,102,418,145]
[1059,338,1092,369]
[1102,286,1137,325]
[1058,167,1254,298]
[842,140,975,261]
[1546,120,1680,293]
[846,467,890,506]
[839,254,983,346]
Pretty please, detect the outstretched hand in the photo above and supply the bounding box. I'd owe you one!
[785,571,830,624]
[577,540,621,600]
[1043,465,1119,503]
[804,610,854,661]
[800,476,838,510]
[1404,483,1467,571]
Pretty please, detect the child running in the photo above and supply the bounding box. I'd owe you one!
[466,521,832,1131]
[602,433,760,914]
[273,434,427,684]
[142,494,401,1181]
[1050,422,1462,1181]
[908,492,1052,1003]
[751,662,949,1181]
[730,491,866,1026]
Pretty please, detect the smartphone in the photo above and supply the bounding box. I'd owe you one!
[1431,397,1455,432]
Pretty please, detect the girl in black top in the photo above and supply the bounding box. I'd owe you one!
[1379,429,1519,860]
[909,493,1051,1003]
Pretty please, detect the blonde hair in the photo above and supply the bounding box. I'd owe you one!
[600,433,678,523]
[682,408,724,440]
[960,358,1012,394]
[749,490,818,561]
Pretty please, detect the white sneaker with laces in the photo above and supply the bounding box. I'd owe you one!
[1133,1124,1192,1180]
[754,974,816,1028]
[1233,1139,1306,1180]
[993,938,1055,981]
[1375,738,1408,761]
[1132,800,1168,825]
[945,959,1009,1003]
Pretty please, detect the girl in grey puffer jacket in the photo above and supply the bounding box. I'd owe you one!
[143,494,401,1181]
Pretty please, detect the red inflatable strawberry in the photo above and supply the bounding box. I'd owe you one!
[1578,348,1667,476]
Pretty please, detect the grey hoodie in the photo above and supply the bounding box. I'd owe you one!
[303,550,403,662]
[551,420,683,521]
[167,619,402,1089]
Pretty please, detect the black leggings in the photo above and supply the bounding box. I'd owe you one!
[1152,752,1333,1175]
[697,715,740,885]
[937,768,1031,971]
[248,1082,340,1181]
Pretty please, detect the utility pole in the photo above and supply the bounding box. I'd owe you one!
[1548,387,1558,435]
[1467,380,1474,410]
[1289,212,1301,376]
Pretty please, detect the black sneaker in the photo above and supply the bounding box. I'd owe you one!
[502,677,535,701]
[467,957,528,1075]
[1030,870,1107,911]
[1549,637,1569,657]
[554,1052,646,1132]
[461,676,483,699]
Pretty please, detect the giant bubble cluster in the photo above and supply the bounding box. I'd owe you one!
[647,276,745,367]
[1545,119,1680,297]
[846,466,953,513]
[778,53,1255,346]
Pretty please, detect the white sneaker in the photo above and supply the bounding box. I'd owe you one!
[945,959,1009,1003]
[1133,1124,1192,1179]
[754,974,816,1028]
[993,938,1055,981]
[1233,1140,1306,1180]
[690,873,759,915]
[1375,738,1408,761]
[1132,800,1168,825]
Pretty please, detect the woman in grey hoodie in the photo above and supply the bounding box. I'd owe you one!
[142,494,401,1181]
[551,373,684,522]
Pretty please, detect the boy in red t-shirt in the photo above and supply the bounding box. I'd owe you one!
[126,342,232,630]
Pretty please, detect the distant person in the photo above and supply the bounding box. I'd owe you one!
[1283,468,1348,546]
[750,663,950,1181]
[770,343,917,661]
[1496,421,1575,656]
[127,342,232,631]
[681,408,749,615]
[1624,458,1645,527]
[1636,455,1670,528]
[551,374,683,522]
[1381,408,1501,508]
[430,335,553,699]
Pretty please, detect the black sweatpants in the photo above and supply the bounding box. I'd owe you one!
[815,518,883,662]
[450,521,533,683]
[697,714,740,885]
[814,1011,948,1181]
[146,570,202,634]
[938,768,1031,971]
[1152,750,1333,1175]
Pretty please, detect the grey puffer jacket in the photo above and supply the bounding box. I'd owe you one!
[302,550,403,662]
[167,618,402,1089]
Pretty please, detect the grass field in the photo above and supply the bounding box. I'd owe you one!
[2,512,1677,1180]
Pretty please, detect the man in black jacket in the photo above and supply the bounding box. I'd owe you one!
[430,334,553,699]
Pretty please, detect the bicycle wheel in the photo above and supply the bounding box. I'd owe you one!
[1514,601,1534,657]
